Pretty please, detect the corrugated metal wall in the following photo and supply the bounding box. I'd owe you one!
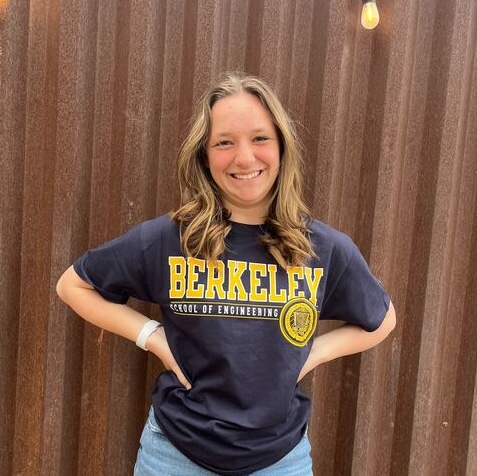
[1,0,476,475]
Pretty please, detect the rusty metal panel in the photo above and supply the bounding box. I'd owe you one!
[1,0,476,475]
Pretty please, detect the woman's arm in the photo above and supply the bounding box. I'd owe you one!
[297,301,396,381]
[56,265,191,389]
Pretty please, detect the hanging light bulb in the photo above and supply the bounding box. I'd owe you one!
[361,0,380,30]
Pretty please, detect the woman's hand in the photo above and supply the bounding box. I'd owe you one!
[57,266,191,389]
[297,302,396,382]
[146,328,191,390]
[297,337,324,382]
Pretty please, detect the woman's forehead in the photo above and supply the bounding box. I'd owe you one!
[209,93,275,133]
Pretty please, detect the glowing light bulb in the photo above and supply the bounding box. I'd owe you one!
[361,0,380,30]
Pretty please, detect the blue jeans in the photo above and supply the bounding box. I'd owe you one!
[134,407,313,475]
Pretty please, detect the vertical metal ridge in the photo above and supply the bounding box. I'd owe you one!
[0,2,30,475]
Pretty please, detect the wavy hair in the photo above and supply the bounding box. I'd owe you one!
[171,72,315,268]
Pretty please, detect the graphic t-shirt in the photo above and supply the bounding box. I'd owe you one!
[74,214,390,475]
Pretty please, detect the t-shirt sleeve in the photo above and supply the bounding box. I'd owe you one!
[73,223,154,304]
[320,237,390,332]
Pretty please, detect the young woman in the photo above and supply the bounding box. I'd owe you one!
[57,73,396,476]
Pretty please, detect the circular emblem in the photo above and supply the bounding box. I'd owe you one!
[279,298,318,347]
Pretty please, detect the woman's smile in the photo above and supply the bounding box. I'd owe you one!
[230,170,263,180]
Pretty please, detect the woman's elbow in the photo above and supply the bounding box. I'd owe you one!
[56,268,70,302]
[56,265,84,303]
[377,301,396,339]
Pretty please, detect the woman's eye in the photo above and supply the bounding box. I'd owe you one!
[254,136,269,143]
[215,141,232,148]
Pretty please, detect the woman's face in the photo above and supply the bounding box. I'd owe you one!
[206,92,281,224]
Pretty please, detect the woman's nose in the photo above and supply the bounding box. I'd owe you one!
[234,143,254,167]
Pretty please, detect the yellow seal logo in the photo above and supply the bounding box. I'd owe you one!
[279,298,318,347]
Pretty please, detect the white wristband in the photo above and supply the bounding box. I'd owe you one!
[135,320,162,351]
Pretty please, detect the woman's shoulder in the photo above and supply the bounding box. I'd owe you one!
[308,218,353,246]
[125,213,180,249]
[307,218,358,264]
[139,212,178,232]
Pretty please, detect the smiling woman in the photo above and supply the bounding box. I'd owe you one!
[56,72,395,476]
[173,73,316,269]
[205,92,281,223]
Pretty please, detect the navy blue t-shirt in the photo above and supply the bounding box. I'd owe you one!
[74,214,390,475]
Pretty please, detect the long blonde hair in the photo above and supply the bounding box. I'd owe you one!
[172,73,314,268]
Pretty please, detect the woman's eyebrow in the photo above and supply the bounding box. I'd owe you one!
[212,127,270,136]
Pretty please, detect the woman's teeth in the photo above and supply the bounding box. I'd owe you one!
[232,171,261,180]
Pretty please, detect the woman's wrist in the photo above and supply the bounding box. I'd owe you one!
[144,326,165,355]
[136,319,162,350]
